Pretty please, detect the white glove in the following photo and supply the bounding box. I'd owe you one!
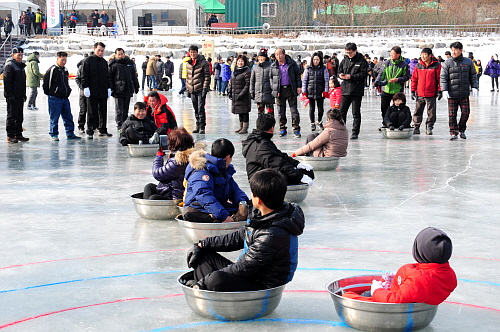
[300,174,313,186]
[371,279,383,295]
[83,87,90,98]
[108,88,112,98]
[442,91,449,100]
[297,163,313,171]
[472,88,478,97]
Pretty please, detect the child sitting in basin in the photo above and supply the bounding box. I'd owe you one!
[291,108,348,158]
[119,102,157,146]
[343,227,457,305]
[143,128,199,200]
[384,92,412,131]
[183,138,249,223]
[242,114,315,186]
[184,169,305,291]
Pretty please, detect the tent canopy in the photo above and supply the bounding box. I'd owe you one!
[0,0,37,11]
[321,4,381,15]
[196,0,225,14]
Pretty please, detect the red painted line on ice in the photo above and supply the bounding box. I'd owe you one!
[0,294,183,329]
[443,301,500,312]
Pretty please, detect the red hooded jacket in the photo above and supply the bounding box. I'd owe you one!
[144,94,177,134]
[344,262,457,305]
[411,57,442,98]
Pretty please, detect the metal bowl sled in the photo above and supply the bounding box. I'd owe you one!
[326,274,438,332]
[178,271,285,321]
[381,128,414,139]
[126,144,158,157]
[284,184,309,203]
[176,215,246,243]
[131,193,182,220]
[295,156,340,171]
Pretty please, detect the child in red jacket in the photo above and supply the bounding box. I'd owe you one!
[328,76,342,109]
[344,227,457,305]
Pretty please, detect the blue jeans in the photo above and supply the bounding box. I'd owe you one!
[147,75,157,89]
[48,96,75,136]
[220,80,228,94]
[179,78,186,95]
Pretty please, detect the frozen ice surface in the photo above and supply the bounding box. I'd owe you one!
[0,80,499,331]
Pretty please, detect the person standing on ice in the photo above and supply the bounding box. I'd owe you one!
[338,42,368,140]
[185,45,210,134]
[410,48,442,136]
[270,48,303,138]
[440,42,478,141]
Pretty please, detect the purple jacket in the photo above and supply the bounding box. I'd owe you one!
[152,147,197,199]
[409,59,419,75]
[487,58,500,78]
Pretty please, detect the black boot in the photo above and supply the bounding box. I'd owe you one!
[192,124,200,133]
[199,125,206,134]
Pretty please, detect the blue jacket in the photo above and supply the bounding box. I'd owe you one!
[152,147,197,200]
[184,151,248,221]
[221,63,232,82]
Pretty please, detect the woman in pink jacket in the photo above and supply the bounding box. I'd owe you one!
[292,108,348,158]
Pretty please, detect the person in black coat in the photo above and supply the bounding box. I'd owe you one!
[80,42,112,138]
[229,54,251,134]
[90,9,99,35]
[119,102,156,145]
[338,42,369,140]
[109,48,140,130]
[184,169,305,291]
[384,93,412,130]
[4,47,27,143]
[163,56,174,90]
[242,114,314,185]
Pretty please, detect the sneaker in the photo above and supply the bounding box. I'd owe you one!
[78,128,85,134]
[294,130,301,138]
[279,129,287,137]
[51,135,59,141]
[27,105,33,110]
[317,122,324,130]
[32,106,38,110]
[310,123,316,131]
[87,134,93,139]
[6,137,18,143]
[449,135,458,141]
[413,127,420,135]
[177,94,182,99]
[459,132,467,139]
[98,132,113,137]
[426,127,433,135]
[15,136,29,142]
[67,135,82,140]
[350,133,359,140]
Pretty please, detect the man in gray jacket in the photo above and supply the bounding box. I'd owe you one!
[440,41,478,140]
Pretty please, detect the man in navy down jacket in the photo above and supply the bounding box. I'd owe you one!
[183,138,249,223]
[183,169,305,291]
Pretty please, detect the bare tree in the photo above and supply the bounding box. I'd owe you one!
[112,0,128,34]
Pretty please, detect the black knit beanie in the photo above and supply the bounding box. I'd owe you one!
[412,227,453,264]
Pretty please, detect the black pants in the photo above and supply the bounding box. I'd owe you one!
[387,112,409,128]
[304,133,319,156]
[86,97,108,135]
[6,98,24,138]
[143,183,169,200]
[308,98,325,123]
[78,92,87,130]
[191,92,206,127]
[277,85,300,131]
[123,127,150,145]
[191,250,263,291]
[492,77,499,90]
[380,92,394,125]
[238,113,249,122]
[141,71,146,89]
[339,95,362,135]
[114,96,131,129]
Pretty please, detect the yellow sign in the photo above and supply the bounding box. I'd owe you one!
[202,40,215,60]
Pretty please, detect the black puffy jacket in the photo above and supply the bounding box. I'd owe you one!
[119,114,156,145]
[3,58,26,99]
[250,60,274,104]
[80,54,110,99]
[229,66,251,114]
[201,202,305,289]
[43,64,72,98]
[303,64,328,99]
[440,55,478,99]
[108,55,139,98]
[242,129,303,184]
[338,52,368,96]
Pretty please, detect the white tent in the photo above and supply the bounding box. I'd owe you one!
[0,0,38,25]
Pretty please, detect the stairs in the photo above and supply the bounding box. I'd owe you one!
[0,36,21,74]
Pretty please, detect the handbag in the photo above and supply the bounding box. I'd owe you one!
[484,65,491,76]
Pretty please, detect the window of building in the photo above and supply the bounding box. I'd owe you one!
[261,3,277,18]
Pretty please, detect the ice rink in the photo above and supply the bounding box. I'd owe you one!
[0,81,499,331]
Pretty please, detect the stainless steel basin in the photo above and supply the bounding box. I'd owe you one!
[382,128,414,139]
[326,274,438,332]
[126,144,158,157]
[295,156,340,171]
[284,184,309,203]
[176,215,246,244]
[178,271,285,321]
[131,193,182,220]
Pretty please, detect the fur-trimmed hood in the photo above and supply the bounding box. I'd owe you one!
[187,149,235,177]
[175,142,205,165]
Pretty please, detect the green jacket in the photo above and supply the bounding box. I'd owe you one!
[26,53,44,87]
[376,56,410,95]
